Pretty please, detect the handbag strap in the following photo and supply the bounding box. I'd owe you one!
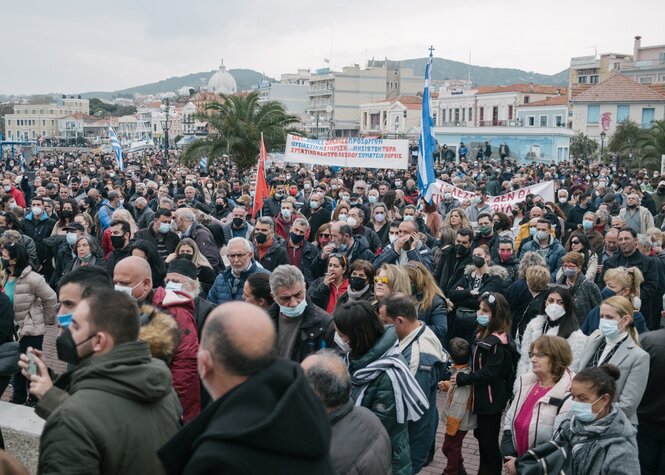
[12,322,18,341]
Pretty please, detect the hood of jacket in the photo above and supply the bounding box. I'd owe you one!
[138,303,179,363]
[69,340,174,403]
[463,264,509,280]
[152,286,195,313]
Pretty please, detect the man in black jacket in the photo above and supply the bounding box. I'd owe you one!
[434,227,474,294]
[348,207,381,253]
[305,192,331,242]
[22,195,56,275]
[253,217,289,272]
[135,208,180,261]
[282,218,318,285]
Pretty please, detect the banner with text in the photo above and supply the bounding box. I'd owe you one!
[284,134,409,169]
[431,180,555,214]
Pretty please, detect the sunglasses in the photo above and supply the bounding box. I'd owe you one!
[374,276,389,284]
[319,233,331,238]
[570,240,580,245]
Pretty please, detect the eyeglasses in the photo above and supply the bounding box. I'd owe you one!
[228,252,250,260]
[570,240,580,245]
[374,276,389,284]
[528,352,546,359]
[319,233,331,238]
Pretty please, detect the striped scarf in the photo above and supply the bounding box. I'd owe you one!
[352,344,429,423]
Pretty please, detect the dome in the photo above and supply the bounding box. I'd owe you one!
[178,86,194,96]
[207,59,237,95]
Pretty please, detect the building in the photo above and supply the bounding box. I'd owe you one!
[435,80,475,127]
[255,80,310,123]
[359,96,421,137]
[568,52,633,99]
[3,97,90,141]
[207,59,237,95]
[622,36,665,85]
[516,95,569,128]
[56,112,95,142]
[570,73,665,139]
[306,60,423,138]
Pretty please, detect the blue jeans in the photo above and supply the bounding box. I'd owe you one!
[11,334,43,403]
[638,424,665,475]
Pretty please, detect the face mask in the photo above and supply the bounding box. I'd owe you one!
[599,317,623,339]
[338,213,348,222]
[79,252,92,262]
[499,250,512,262]
[563,268,577,278]
[165,281,183,292]
[158,222,171,234]
[582,219,593,230]
[334,331,351,353]
[56,329,95,364]
[389,234,398,243]
[280,299,307,318]
[368,196,377,204]
[535,230,548,242]
[1,258,10,269]
[310,200,319,209]
[255,232,268,244]
[338,242,348,252]
[340,194,350,202]
[56,313,73,329]
[32,206,43,216]
[473,196,482,204]
[349,276,367,291]
[289,232,305,244]
[60,210,73,219]
[114,281,141,298]
[455,244,469,256]
[559,197,568,204]
[395,181,402,188]
[545,304,566,321]
[374,212,385,223]
[232,217,244,228]
[281,209,292,219]
[304,184,311,190]
[3,185,11,192]
[403,215,414,222]
[347,217,358,228]
[530,227,536,237]
[472,256,486,268]
[274,193,283,200]
[476,312,490,326]
[178,253,193,261]
[110,235,126,250]
[479,224,491,236]
[66,232,78,246]
[571,396,605,422]
[331,185,338,190]
[207,184,213,189]
[600,287,616,299]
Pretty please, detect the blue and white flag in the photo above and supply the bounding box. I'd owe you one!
[108,126,124,171]
[200,156,208,170]
[417,49,436,203]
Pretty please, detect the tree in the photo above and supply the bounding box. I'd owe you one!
[570,132,597,162]
[607,120,645,169]
[179,91,301,170]
[639,120,665,170]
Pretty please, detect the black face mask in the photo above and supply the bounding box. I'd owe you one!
[178,253,193,261]
[232,217,244,228]
[110,235,126,250]
[255,232,268,244]
[349,276,367,291]
[289,232,305,245]
[60,210,73,219]
[455,244,469,256]
[472,256,486,268]
[56,330,95,364]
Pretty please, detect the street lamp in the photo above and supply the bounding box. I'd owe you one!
[600,131,606,161]
[160,98,172,159]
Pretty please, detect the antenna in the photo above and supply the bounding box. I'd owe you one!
[468,51,471,86]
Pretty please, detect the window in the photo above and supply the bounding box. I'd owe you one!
[524,96,530,104]
[660,52,665,64]
[6,120,9,126]
[590,76,599,84]
[617,105,630,123]
[554,115,563,127]
[578,76,588,84]
[639,76,653,84]
[468,107,472,122]
[540,115,548,127]
[479,107,484,121]
[508,105,514,120]
[587,105,600,124]
[441,109,446,123]
[527,116,535,127]
[642,108,655,129]
[461,108,466,122]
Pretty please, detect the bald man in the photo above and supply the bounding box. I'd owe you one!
[113,256,200,423]
[302,351,391,475]
[158,302,334,475]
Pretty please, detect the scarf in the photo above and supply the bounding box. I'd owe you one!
[352,344,429,423]
[346,284,369,301]
[563,407,619,475]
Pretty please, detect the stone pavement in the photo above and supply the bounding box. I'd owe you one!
[2,324,483,474]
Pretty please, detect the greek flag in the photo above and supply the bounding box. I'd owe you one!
[417,48,436,203]
[108,126,124,171]
[200,156,208,170]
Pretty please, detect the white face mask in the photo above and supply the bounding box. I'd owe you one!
[165,281,183,292]
[389,234,398,243]
[545,303,566,321]
[334,331,351,353]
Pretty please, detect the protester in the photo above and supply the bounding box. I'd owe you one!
[405,260,449,347]
[308,253,349,313]
[337,258,375,305]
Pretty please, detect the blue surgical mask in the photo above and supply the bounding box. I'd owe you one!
[403,215,414,221]
[310,200,319,209]
[56,313,73,328]
[582,219,593,230]
[599,317,623,339]
[530,227,536,237]
[66,232,78,246]
[280,299,307,318]
[165,281,183,292]
[159,222,171,234]
[338,243,348,252]
[570,395,605,422]
[476,312,490,326]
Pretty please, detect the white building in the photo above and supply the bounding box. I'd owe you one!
[207,59,237,95]
[359,96,421,137]
[516,95,569,128]
[4,97,89,141]
[255,81,310,123]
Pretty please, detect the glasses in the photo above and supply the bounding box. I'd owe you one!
[570,240,580,245]
[228,252,250,260]
[528,352,547,359]
[319,233,331,238]
[329,253,347,267]
[374,276,389,284]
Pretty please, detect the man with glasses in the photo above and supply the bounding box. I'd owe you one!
[312,221,375,279]
[566,211,603,253]
[374,219,434,271]
[267,265,334,363]
[208,238,269,305]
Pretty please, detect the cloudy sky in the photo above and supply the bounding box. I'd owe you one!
[2,0,663,95]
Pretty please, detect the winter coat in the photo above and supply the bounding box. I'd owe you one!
[448,265,508,310]
[193,296,215,339]
[267,299,335,363]
[349,327,412,475]
[207,260,270,305]
[416,293,448,348]
[565,229,604,254]
[157,358,334,475]
[274,212,306,241]
[137,303,180,364]
[433,246,473,294]
[515,313,586,381]
[96,200,116,231]
[637,329,665,429]
[308,278,349,313]
[519,236,565,278]
[573,331,649,424]
[556,273,601,325]
[465,203,492,223]
[456,332,517,415]
[619,205,655,234]
[327,400,393,475]
[221,222,254,243]
[254,236,289,272]
[135,226,180,256]
[187,223,221,270]
[284,238,319,284]
[492,256,519,284]
[21,212,55,264]
[38,341,181,475]
[353,226,382,253]
[151,287,200,423]
[582,307,647,336]
[441,365,477,434]
[0,292,15,345]
[553,405,639,475]
[565,204,589,230]
[515,224,556,254]
[502,369,574,457]
[373,242,435,272]
[8,266,57,338]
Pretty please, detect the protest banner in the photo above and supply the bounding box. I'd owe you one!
[284,134,409,169]
[430,180,555,214]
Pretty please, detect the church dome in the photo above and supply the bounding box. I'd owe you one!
[207,59,237,95]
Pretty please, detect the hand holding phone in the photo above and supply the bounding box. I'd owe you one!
[28,352,40,376]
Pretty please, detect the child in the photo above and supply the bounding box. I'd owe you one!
[439,338,477,475]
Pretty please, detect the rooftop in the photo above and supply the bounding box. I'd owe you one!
[571,73,665,103]
[476,84,564,95]
[519,95,569,107]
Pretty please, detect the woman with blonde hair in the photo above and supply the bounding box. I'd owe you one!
[166,238,216,296]
[405,260,448,347]
[582,266,647,335]
[101,208,138,256]
[442,208,471,232]
[332,201,350,222]
[574,295,649,424]
[374,264,411,307]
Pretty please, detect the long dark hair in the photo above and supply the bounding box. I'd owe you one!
[539,287,579,339]
[2,240,30,277]
[479,292,511,338]
[334,301,385,358]
[568,232,593,270]
[130,239,166,288]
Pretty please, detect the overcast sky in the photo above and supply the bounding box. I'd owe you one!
[2,0,663,95]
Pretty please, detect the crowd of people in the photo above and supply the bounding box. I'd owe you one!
[0,148,664,474]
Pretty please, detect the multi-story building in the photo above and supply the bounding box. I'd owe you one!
[359,96,421,137]
[570,73,665,139]
[568,53,633,96]
[306,60,423,138]
[3,97,89,141]
[622,36,665,85]
[254,80,310,125]
[516,95,569,128]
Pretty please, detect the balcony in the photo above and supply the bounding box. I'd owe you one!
[479,120,508,127]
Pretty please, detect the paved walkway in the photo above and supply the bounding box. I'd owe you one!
[3,324,483,474]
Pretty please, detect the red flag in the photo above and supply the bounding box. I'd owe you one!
[252,133,270,218]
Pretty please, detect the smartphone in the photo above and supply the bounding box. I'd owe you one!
[28,352,40,376]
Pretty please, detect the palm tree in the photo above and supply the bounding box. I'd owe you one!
[639,120,665,169]
[180,91,301,170]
